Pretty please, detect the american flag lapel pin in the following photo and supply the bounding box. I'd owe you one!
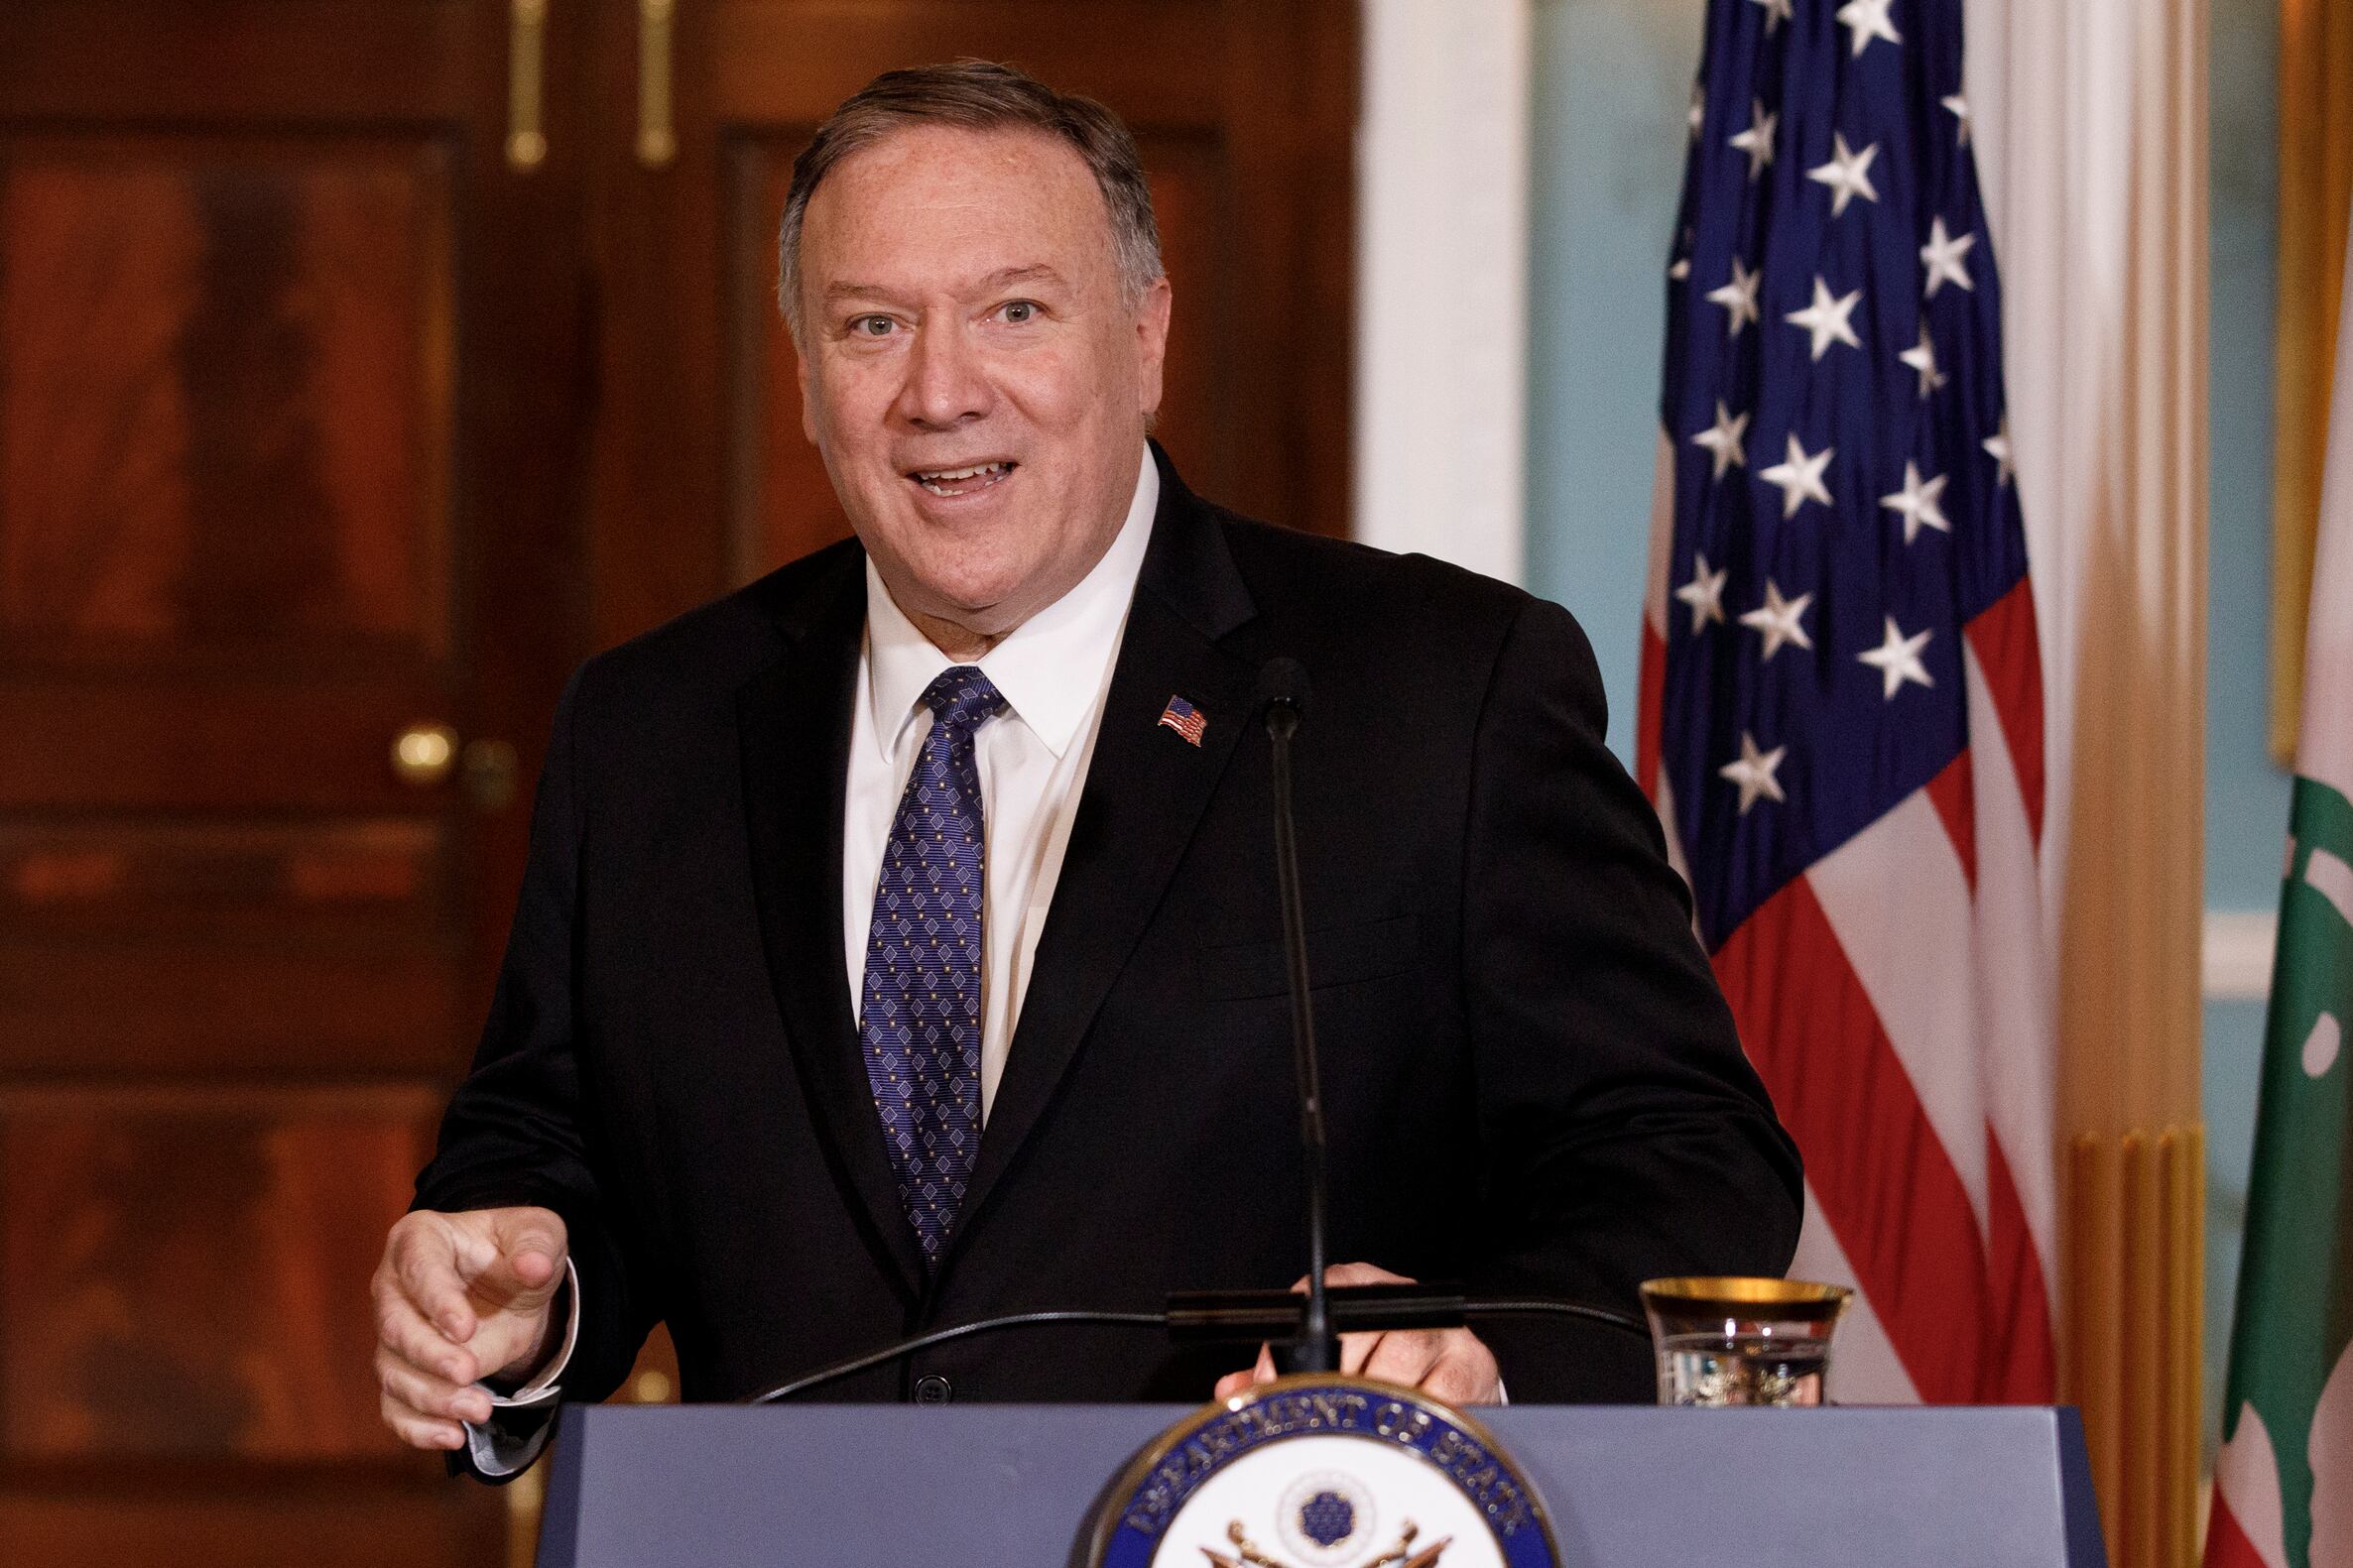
[1157,694,1207,747]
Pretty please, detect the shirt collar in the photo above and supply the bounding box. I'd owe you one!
[864,443,1160,762]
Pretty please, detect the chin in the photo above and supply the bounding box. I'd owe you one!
[891,545,1041,624]
[932,573,1040,628]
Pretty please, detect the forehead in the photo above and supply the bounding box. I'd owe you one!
[800,123,1117,288]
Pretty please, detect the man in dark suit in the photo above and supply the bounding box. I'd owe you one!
[370,60,1800,1479]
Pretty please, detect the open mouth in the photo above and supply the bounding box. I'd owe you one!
[909,460,1017,498]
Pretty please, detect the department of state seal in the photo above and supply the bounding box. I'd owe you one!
[1081,1376,1558,1568]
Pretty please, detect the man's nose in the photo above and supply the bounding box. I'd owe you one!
[895,320,993,428]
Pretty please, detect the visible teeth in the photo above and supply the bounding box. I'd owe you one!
[915,461,1012,495]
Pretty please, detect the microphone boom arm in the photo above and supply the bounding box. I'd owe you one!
[739,1288,1652,1404]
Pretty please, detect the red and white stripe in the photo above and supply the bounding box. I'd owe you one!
[1640,431,2058,1404]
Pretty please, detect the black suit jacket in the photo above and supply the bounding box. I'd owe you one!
[416,445,1800,1459]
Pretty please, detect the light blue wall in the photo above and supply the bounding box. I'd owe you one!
[1526,0,1706,759]
[2203,0,2290,1447]
[1525,0,2289,1448]
[2209,0,2292,912]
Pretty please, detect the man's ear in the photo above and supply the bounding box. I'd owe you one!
[797,343,821,446]
[1134,275,1174,421]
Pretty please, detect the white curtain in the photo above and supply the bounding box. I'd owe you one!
[1964,0,2207,1144]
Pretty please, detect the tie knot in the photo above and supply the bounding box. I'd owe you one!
[920,665,1006,733]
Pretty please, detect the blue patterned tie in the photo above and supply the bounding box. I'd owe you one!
[859,665,1006,1259]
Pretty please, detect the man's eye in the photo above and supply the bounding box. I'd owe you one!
[853,315,896,337]
[1002,301,1037,323]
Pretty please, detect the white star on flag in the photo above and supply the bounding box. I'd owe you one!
[1787,276,1864,361]
[1691,401,1751,479]
[1920,216,1977,298]
[1942,92,1971,145]
[1738,579,1814,660]
[1836,0,1903,57]
[1706,256,1764,337]
[1760,432,1834,518]
[1807,133,1881,217]
[1984,419,2016,485]
[1675,552,1729,632]
[1719,731,1789,813]
[1858,615,1935,699]
[1688,83,1706,141]
[1899,320,1947,398]
[1729,99,1779,181]
[1750,0,1794,33]
[1880,460,1951,543]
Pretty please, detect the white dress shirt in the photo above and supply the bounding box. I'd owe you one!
[464,446,1159,1468]
[843,445,1159,1122]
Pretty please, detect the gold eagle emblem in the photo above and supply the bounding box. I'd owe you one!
[1199,1517,1451,1568]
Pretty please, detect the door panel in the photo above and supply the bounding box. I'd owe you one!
[0,936,462,1076]
[0,1090,441,1461]
[0,1490,497,1568]
[0,4,1352,1561]
[0,820,445,938]
[0,135,455,657]
[0,2,583,1562]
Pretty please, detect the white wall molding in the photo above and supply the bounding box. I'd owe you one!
[1352,0,1533,584]
[2203,909,2277,1002]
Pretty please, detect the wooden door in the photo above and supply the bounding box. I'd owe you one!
[581,0,1359,647]
[0,3,1355,1562]
[0,2,587,1562]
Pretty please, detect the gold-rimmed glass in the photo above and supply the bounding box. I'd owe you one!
[1639,1276,1852,1406]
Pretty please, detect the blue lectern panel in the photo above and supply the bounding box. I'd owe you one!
[536,1403,2104,1568]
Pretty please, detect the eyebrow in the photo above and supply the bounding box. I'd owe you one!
[820,264,1070,306]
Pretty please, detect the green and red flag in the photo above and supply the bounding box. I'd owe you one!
[2205,226,2353,1568]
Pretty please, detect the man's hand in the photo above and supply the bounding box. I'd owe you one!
[1212,1262,1502,1405]
[372,1206,568,1451]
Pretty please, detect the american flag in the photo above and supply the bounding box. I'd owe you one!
[1637,0,2057,1402]
[1158,694,1207,747]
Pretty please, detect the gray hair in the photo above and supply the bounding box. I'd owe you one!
[776,60,1165,341]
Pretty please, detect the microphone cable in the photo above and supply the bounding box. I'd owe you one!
[746,1311,1166,1404]
[741,1297,1649,1404]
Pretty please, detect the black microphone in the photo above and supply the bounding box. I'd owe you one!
[1254,657,1310,723]
[1253,657,1335,1375]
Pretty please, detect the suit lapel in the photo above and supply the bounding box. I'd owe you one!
[951,451,1259,1249]
[736,552,929,1300]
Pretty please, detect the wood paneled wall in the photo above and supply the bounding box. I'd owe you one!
[0,4,1355,1563]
